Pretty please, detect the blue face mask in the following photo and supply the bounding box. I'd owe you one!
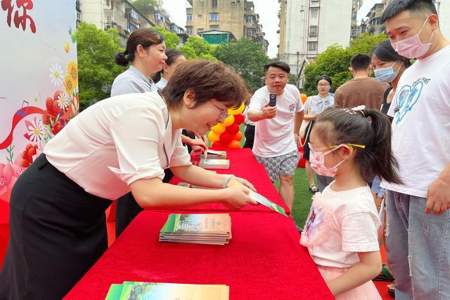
[374,66,399,83]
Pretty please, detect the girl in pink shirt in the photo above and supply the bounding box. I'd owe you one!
[301,107,401,299]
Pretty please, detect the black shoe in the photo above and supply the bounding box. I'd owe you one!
[387,283,395,298]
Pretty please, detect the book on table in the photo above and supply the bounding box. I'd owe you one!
[198,158,230,169]
[249,190,288,217]
[201,149,227,159]
[159,213,232,245]
[105,281,229,300]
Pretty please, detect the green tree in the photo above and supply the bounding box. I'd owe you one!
[303,45,351,96]
[132,0,159,16]
[349,32,387,56]
[154,26,180,49]
[214,39,269,91]
[303,33,387,96]
[180,36,217,60]
[76,23,124,110]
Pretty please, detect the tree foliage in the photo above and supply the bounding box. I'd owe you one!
[180,36,217,60]
[154,26,180,49]
[303,33,387,95]
[132,0,159,16]
[214,39,269,91]
[76,23,124,110]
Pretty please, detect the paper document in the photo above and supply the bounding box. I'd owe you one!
[249,191,288,216]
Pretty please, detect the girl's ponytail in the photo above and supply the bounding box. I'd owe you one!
[315,107,401,184]
[363,110,401,184]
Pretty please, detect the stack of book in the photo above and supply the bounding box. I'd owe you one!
[199,150,229,169]
[106,281,229,300]
[159,213,232,245]
[201,149,227,159]
[198,158,230,169]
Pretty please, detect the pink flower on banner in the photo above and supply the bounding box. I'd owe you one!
[0,163,20,203]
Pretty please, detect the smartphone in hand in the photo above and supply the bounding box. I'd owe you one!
[269,94,277,107]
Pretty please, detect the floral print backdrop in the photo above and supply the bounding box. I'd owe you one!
[0,1,78,212]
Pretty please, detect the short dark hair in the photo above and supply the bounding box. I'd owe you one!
[372,40,411,68]
[153,48,185,82]
[316,75,332,87]
[350,54,371,71]
[314,108,401,184]
[162,60,250,109]
[382,0,437,23]
[115,29,164,66]
[264,61,290,74]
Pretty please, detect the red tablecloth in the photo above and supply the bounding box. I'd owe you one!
[65,211,333,299]
[169,148,290,215]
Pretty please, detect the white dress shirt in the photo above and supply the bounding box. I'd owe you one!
[44,92,191,200]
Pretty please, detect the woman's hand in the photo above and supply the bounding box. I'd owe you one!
[225,175,256,191]
[182,135,208,153]
[223,184,257,209]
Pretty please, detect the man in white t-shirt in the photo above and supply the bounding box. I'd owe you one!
[248,62,304,210]
[380,1,450,299]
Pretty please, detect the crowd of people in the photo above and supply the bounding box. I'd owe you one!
[0,0,449,299]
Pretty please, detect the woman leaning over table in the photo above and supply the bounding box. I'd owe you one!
[0,60,257,300]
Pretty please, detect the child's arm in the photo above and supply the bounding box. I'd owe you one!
[326,251,382,296]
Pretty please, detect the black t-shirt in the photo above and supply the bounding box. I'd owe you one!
[380,86,392,115]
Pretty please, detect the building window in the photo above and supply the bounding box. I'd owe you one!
[128,22,139,33]
[309,25,318,37]
[197,28,204,33]
[212,0,218,9]
[310,7,319,18]
[187,14,192,21]
[186,27,193,34]
[210,25,219,29]
[308,41,318,51]
[209,12,219,22]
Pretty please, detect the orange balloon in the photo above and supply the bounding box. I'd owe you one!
[211,123,226,134]
[233,131,243,141]
[300,93,308,103]
[207,131,220,143]
[223,115,235,127]
[228,140,241,149]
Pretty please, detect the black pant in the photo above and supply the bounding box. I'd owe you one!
[243,124,255,149]
[0,154,111,299]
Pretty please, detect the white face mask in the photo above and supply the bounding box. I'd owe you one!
[391,16,434,59]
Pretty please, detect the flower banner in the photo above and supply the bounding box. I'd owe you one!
[0,1,78,215]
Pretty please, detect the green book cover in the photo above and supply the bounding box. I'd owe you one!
[117,282,229,300]
[105,284,124,300]
[160,214,230,234]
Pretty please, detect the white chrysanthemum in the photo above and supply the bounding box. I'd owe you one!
[49,64,64,86]
[57,92,72,110]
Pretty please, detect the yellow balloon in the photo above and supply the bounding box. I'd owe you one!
[211,123,226,134]
[208,131,220,142]
[223,115,235,127]
[227,102,245,115]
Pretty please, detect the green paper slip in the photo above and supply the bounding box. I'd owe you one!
[249,191,288,216]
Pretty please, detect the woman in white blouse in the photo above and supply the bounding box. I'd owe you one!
[0,60,256,299]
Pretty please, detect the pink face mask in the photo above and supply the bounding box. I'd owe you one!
[309,144,345,177]
[391,17,434,59]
